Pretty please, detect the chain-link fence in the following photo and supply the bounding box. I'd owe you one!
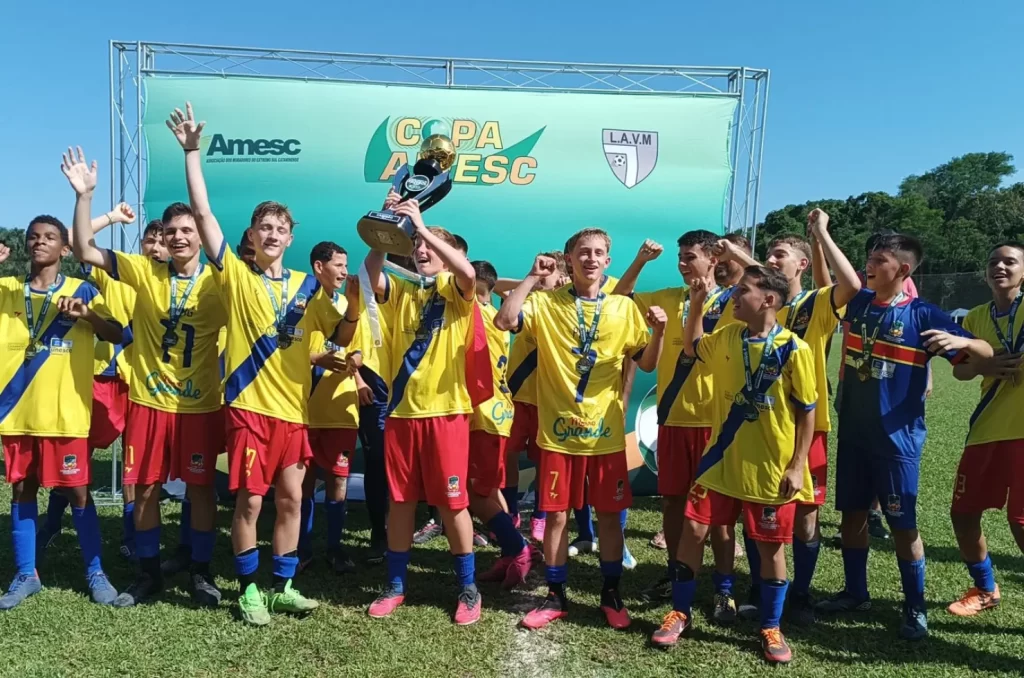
[915,271,989,314]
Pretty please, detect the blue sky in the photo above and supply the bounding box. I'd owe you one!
[4,0,1022,233]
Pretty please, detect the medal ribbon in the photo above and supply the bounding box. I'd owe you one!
[741,324,783,396]
[574,292,604,361]
[260,270,291,335]
[989,291,1024,353]
[783,290,810,330]
[167,263,203,334]
[681,285,722,326]
[23,274,63,348]
[858,293,905,363]
[416,286,440,340]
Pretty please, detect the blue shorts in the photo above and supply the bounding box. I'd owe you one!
[835,436,920,531]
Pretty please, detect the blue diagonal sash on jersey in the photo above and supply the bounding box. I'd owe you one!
[785,289,820,340]
[695,338,796,480]
[224,275,321,404]
[0,284,95,422]
[966,381,1002,442]
[507,348,538,398]
[387,294,449,416]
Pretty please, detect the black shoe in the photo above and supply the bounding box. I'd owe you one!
[112,572,163,608]
[641,577,673,602]
[160,546,190,577]
[189,571,222,608]
[366,538,387,565]
[788,591,816,625]
[330,549,357,575]
[738,586,760,620]
[867,511,890,540]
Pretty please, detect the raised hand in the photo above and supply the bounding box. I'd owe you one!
[807,208,830,239]
[166,102,205,151]
[58,296,91,320]
[344,274,361,301]
[110,202,136,225]
[392,199,426,233]
[530,254,558,278]
[636,239,664,263]
[0,243,10,265]
[646,305,668,331]
[61,146,98,196]
[382,189,402,211]
[689,276,712,306]
[712,238,740,262]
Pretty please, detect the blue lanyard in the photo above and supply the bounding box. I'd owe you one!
[23,275,62,345]
[990,292,1023,353]
[741,324,782,394]
[168,263,202,330]
[783,290,809,329]
[682,285,721,324]
[260,271,291,331]
[574,292,604,357]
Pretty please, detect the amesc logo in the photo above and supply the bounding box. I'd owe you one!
[364,117,544,186]
[204,133,301,164]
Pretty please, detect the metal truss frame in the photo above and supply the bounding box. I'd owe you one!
[110,41,770,249]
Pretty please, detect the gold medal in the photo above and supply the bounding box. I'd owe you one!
[857,359,872,382]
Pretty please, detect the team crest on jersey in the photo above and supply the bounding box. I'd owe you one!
[446,475,461,498]
[678,353,696,366]
[614,479,625,502]
[61,454,79,475]
[294,293,308,310]
[885,320,905,342]
[189,453,205,474]
[762,360,780,379]
[793,306,811,332]
[706,301,723,319]
[886,494,903,517]
[759,506,778,531]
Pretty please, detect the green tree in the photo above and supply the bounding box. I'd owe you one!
[899,152,1015,221]
[0,227,83,279]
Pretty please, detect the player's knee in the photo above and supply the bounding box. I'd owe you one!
[950,510,981,534]
[235,492,263,523]
[841,510,869,532]
[891,527,921,550]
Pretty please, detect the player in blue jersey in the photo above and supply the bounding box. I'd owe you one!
[816,233,993,640]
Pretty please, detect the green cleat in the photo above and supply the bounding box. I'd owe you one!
[268,579,319,615]
[238,583,271,626]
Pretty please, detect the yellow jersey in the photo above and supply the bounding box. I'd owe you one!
[384,271,475,419]
[777,286,843,432]
[308,293,359,430]
[213,244,344,425]
[693,323,817,504]
[519,286,649,456]
[471,302,514,436]
[352,284,392,384]
[83,263,135,383]
[963,303,1024,446]
[110,251,226,414]
[0,276,114,438]
[633,285,737,427]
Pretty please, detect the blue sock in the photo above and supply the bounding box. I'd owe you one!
[760,579,789,629]
[744,531,762,594]
[299,497,314,559]
[842,547,870,600]
[122,501,136,546]
[136,526,161,560]
[487,512,527,557]
[545,563,568,585]
[672,578,697,617]
[454,552,475,587]
[712,570,735,596]
[792,538,820,596]
[600,559,623,580]
[501,487,519,519]
[386,550,410,593]
[666,558,679,580]
[191,529,215,565]
[575,505,595,542]
[179,498,192,548]
[272,553,299,581]
[966,555,996,593]
[235,548,259,576]
[534,510,547,520]
[898,557,926,608]
[44,489,68,535]
[11,502,37,576]
[619,509,628,532]
[326,499,346,551]
[71,504,104,577]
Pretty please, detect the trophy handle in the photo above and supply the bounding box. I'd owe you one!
[391,164,411,193]
[415,170,453,212]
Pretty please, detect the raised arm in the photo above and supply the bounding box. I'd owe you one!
[364,190,406,296]
[808,208,860,307]
[613,239,664,296]
[90,203,136,235]
[634,305,667,373]
[393,199,475,299]
[330,275,361,348]
[62,147,113,272]
[714,238,759,270]
[495,255,555,331]
[809,231,832,288]
[167,102,224,261]
[682,277,712,357]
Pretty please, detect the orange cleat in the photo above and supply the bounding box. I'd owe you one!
[948,585,1001,617]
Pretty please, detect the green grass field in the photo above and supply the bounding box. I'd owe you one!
[2,355,1024,678]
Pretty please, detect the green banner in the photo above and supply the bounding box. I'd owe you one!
[144,77,737,493]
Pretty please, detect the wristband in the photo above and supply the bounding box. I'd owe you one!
[184,147,199,153]
[343,315,359,323]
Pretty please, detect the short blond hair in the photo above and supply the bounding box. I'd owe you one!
[415,226,458,249]
[565,228,611,255]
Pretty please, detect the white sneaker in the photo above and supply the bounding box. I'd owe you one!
[568,539,598,557]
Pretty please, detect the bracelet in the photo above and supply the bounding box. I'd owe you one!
[343,315,359,323]
[183,147,199,153]
[106,214,113,226]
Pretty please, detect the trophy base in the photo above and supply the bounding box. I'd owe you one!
[357,211,415,256]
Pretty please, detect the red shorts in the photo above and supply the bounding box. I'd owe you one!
[657,425,711,497]
[799,431,829,506]
[89,376,129,451]
[469,430,507,497]
[385,414,470,510]
[3,436,91,488]
[952,439,1024,524]
[508,402,540,463]
[685,484,796,544]
[308,427,358,478]
[123,403,224,487]
[227,408,311,497]
[536,448,632,513]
